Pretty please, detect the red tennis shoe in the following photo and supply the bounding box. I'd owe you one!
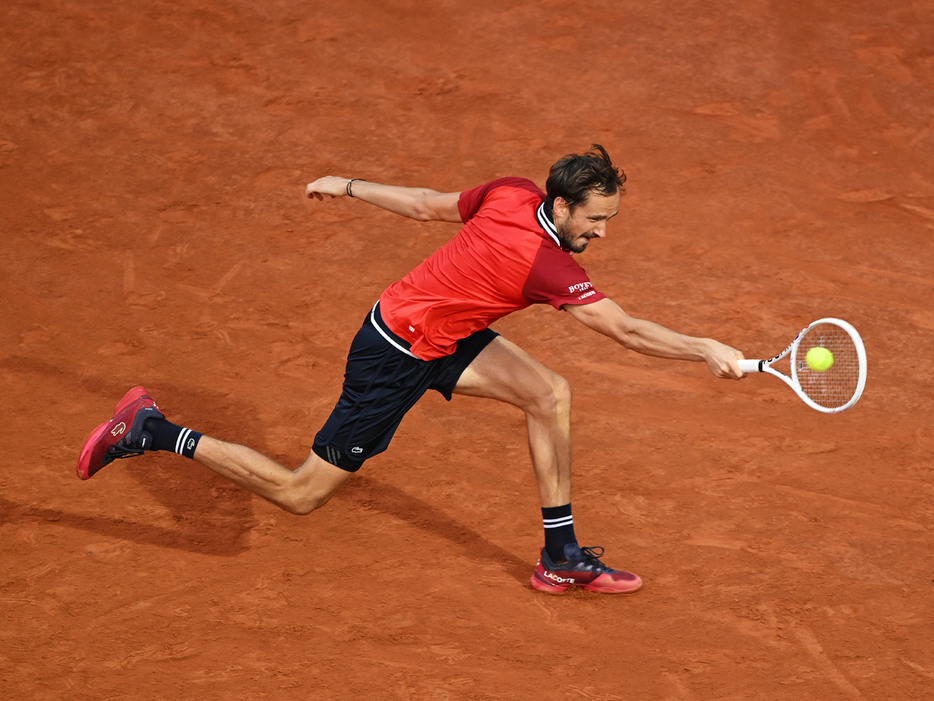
[531,544,643,594]
[76,386,165,480]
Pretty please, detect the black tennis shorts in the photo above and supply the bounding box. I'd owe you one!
[312,302,498,472]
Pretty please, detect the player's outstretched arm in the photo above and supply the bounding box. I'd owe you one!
[305,176,463,223]
[564,298,746,379]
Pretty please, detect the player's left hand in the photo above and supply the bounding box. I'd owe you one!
[305,176,351,200]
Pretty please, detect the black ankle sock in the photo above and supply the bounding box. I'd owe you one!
[542,503,577,562]
[143,418,202,459]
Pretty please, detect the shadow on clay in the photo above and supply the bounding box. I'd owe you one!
[0,494,254,556]
[340,475,531,585]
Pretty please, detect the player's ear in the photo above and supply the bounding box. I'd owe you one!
[553,196,570,221]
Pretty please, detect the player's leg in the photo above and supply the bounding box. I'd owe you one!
[453,336,642,594]
[192,438,352,514]
[452,336,572,508]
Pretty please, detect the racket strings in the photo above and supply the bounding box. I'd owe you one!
[795,323,860,409]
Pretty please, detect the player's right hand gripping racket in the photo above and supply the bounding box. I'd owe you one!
[738,318,867,413]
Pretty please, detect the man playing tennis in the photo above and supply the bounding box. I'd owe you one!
[78,145,745,594]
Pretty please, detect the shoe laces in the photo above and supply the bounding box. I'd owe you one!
[576,546,614,574]
[579,546,606,561]
[103,435,148,465]
[546,545,616,574]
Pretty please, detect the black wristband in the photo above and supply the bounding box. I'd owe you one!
[346,178,365,197]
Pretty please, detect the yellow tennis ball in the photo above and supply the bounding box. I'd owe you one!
[806,346,834,372]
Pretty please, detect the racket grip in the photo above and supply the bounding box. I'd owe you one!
[738,359,762,373]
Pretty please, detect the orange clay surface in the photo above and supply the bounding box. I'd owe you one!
[2,1,934,699]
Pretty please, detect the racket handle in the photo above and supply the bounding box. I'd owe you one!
[738,359,763,373]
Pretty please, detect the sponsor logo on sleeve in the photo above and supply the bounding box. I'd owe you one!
[567,282,593,294]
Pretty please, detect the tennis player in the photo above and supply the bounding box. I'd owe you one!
[78,145,745,594]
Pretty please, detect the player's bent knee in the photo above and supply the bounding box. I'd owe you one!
[279,482,340,515]
[284,491,332,516]
[552,374,572,408]
[526,372,571,419]
[279,452,353,515]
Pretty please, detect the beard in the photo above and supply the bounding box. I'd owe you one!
[556,222,592,253]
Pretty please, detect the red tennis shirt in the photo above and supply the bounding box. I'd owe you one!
[378,177,606,360]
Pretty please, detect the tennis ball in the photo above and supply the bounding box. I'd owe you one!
[805,346,834,372]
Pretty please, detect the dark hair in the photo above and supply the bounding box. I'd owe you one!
[545,144,626,213]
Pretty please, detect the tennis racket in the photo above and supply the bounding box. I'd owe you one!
[738,318,867,413]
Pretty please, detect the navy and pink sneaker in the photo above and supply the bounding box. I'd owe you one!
[531,544,642,594]
[76,386,164,480]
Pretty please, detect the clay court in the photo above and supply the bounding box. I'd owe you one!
[2,0,934,698]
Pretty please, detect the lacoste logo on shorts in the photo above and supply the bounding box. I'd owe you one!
[351,447,363,455]
[111,422,127,437]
